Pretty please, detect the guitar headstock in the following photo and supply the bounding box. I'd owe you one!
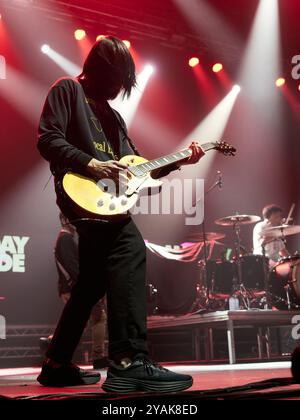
[214,141,236,156]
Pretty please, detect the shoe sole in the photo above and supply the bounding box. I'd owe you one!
[37,374,100,387]
[102,377,193,393]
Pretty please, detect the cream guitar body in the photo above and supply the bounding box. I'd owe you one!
[62,155,162,220]
[62,141,236,220]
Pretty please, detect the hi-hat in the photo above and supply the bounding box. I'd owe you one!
[264,224,300,238]
[188,232,226,242]
[215,214,261,226]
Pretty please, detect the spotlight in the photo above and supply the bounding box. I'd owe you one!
[144,65,154,75]
[189,57,199,68]
[232,85,241,93]
[275,77,285,87]
[41,44,50,54]
[298,84,300,92]
[212,63,223,73]
[96,35,106,42]
[122,40,131,49]
[74,29,86,41]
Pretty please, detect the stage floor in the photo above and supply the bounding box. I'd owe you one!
[0,361,299,400]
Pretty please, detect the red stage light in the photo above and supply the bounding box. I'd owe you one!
[122,40,131,49]
[74,29,86,41]
[275,78,285,87]
[212,63,223,73]
[189,57,199,68]
[96,35,106,42]
[298,84,300,92]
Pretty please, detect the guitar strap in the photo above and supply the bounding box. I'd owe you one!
[112,109,141,157]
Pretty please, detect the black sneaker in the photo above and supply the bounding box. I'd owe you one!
[37,360,101,387]
[102,354,193,393]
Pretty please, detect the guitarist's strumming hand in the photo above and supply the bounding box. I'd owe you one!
[86,158,128,186]
[179,141,205,166]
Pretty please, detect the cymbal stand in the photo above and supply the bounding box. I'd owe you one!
[233,220,250,309]
[202,177,223,306]
[261,243,271,309]
[276,229,291,310]
[285,284,292,311]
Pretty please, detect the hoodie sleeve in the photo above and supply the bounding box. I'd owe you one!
[37,80,92,173]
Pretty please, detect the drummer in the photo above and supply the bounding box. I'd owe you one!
[253,204,290,266]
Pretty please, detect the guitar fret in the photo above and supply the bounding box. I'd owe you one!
[130,142,232,177]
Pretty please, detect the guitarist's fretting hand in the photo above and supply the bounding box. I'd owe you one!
[180,141,205,166]
[86,158,128,184]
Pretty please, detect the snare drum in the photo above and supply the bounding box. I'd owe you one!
[269,256,300,310]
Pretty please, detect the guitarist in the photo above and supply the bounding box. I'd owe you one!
[37,36,204,391]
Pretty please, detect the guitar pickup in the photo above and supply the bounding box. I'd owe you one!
[97,180,108,192]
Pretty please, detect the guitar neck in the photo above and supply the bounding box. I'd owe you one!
[131,142,216,176]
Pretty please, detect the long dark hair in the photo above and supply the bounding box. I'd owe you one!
[79,36,137,98]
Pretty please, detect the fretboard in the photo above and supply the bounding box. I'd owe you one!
[130,142,216,177]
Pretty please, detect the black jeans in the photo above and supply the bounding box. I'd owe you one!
[46,217,148,364]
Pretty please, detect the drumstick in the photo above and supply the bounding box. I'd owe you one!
[286,203,295,225]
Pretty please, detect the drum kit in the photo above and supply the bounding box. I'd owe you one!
[191,214,300,312]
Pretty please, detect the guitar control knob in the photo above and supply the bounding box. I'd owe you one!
[97,199,104,207]
[121,199,128,206]
[109,203,116,211]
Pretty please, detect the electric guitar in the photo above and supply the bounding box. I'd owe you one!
[62,141,236,220]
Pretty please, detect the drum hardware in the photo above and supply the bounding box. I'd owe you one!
[284,283,292,310]
[261,243,272,309]
[215,214,262,310]
[263,215,300,310]
[265,290,300,310]
[188,208,300,313]
[268,257,300,310]
[194,250,300,312]
[190,171,226,312]
[189,282,211,314]
[198,255,268,311]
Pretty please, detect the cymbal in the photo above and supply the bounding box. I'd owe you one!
[187,232,226,242]
[264,224,300,238]
[215,214,261,226]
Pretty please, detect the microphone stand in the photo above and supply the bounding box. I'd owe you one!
[192,174,222,311]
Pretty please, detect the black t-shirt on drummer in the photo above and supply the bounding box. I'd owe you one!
[37,77,134,178]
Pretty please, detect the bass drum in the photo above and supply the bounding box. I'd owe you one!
[269,256,300,310]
